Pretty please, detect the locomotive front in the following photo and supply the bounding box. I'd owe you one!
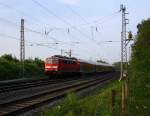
[45,56,59,76]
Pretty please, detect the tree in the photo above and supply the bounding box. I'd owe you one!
[128,18,150,116]
[0,54,19,62]
[97,59,108,64]
[0,54,45,80]
[113,62,121,70]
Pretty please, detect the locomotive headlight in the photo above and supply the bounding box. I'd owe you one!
[52,66,58,68]
[45,66,51,68]
[45,66,58,68]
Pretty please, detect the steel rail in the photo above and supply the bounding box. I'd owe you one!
[0,78,83,93]
[0,75,115,115]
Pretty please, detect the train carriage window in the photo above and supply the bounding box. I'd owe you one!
[63,60,68,64]
[73,61,76,64]
[67,60,69,64]
[68,60,71,64]
[62,59,77,64]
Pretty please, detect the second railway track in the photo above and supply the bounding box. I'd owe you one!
[0,77,84,93]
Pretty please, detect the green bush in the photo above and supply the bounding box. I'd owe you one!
[0,54,44,80]
[128,18,150,115]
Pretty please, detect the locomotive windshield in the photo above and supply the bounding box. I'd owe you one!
[46,58,58,64]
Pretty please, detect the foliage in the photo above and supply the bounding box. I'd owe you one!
[0,54,19,62]
[127,18,150,115]
[0,54,44,81]
[42,81,122,116]
[113,62,121,71]
[97,59,108,64]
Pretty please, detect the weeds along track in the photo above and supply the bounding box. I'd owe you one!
[0,73,117,115]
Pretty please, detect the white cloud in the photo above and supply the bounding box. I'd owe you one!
[61,0,80,5]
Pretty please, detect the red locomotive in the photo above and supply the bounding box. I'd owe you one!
[45,55,80,76]
[45,55,114,77]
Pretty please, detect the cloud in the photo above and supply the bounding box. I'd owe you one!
[61,0,80,5]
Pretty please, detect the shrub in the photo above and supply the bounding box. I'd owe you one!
[0,54,45,80]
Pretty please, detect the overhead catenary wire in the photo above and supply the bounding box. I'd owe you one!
[0,31,98,60]
[31,0,95,41]
[0,1,119,36]
[0,15,93,55]
[62,3,120,43]
[0,1,120,32]
[31,0,110,58]
[72,11,120,27]
[0,17,60,42]
[0,33,61,51]
[0,17,93,55]
[0,2,64,30]
[64,5,89,25]
[64,5,97,40]
[0,1,121,61]
[0,16,120,60]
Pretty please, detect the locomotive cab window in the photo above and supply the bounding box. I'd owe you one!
[46,58,58,64]
[46,58,52,64]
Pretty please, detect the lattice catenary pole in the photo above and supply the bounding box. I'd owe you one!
[20,19,25,78]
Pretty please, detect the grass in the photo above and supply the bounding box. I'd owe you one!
[41,80,122,116]
[126,67,150,116]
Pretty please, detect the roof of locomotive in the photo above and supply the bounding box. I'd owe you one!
[79,59,113,67]
[47,55,113,67]
[48,55,78,61]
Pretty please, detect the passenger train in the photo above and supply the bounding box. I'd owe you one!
[45,55,114,77]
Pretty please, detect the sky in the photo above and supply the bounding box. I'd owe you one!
[0,0,149,63]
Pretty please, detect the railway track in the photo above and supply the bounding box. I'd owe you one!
[0,77,84,93]
[0,73,117,116]
[0,78,87,106]
[0,73,112,93]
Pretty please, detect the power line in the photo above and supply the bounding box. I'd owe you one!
[0,32,81,53]
[25,28,60,42]
[0,17,60,42]
[31,0,93,40]
[0,1,121,60]
[0,2,43,28]
[97,40,120,44]
[0,17,87,52]
[0,2,63,30]
[65,5,89,25]
[0,33,61,51]
[72,12,120,27]
[62,4,120,42]
[0,16,85,44]
[64,5,98,40]
[0,1,120,31]
[0,16,91,46]
[32,0,72,26]
[0,0,120,39]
